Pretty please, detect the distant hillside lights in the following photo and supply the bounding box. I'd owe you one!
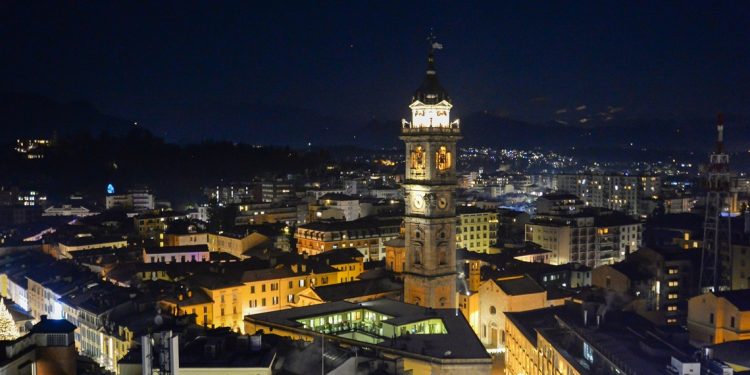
[14,138,52,159]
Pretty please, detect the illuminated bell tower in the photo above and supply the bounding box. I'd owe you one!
[400,42,461,308]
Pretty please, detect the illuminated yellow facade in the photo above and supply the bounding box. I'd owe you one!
[207,231,268,258]
[477,276,547,350]
[166,263,350,333]
[504,312,539,375]
[160,290,214,327]
[536,331,584,375]
[161,232,208,247]
[328,260,363,283]
[688,290,750,345]
[384,238,406,276]
[456,208,498,253]
[505,313,584,375]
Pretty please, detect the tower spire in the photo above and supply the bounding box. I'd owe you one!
[413,33,449,105]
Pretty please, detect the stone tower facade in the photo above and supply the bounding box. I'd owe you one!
[401,46,461,308]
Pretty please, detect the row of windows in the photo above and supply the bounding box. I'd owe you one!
[460,225,490,232]
[462,233,490,240]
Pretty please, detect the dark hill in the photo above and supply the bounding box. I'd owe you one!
[0,92,131,141]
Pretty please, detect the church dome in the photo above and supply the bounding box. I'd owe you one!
[412,52,450,105]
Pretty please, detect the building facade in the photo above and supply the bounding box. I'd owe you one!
[687,289,750,345]
[525,211,642,268]
[294,216,401,260]
[555,174,660,218]
[456,206,498,253]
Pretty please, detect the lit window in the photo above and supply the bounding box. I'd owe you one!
[411,146,426,170]
[435,146,452,172]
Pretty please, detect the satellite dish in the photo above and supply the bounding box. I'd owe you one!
[154,315,164,326]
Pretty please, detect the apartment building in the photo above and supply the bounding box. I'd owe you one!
[456,206,498,253]
[555,174,660,218]
[526,209,642,268]
[295,216,401,260]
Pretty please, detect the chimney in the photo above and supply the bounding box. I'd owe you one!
[41,314,48,321]
[583,310,588,326]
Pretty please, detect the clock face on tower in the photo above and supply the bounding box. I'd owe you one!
[413,195,425,209]
[438,196,448,209]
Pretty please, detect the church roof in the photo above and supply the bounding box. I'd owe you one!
[413,51,450,105]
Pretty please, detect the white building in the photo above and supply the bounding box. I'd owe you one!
[555,174,660,217]
[318,193,361,221]
[143,245,210,263]
[43,204,95,217]
[106,189,155,211]
[525,210,642,268]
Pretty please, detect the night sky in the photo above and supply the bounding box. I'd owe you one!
[2,2,749,142]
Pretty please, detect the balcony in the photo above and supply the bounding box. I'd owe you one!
[400,122,461,135]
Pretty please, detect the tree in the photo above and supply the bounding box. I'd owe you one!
[0,299,20,341]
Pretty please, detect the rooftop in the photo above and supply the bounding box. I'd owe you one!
[540,192,580,201]
[59,235,126,247]
[714,289,750,311]
[246,299,489,362]
[493,275,545,296]
[708,340,750,369]
[311,247,364,265]
[180,333,276,369]
[318,193,358,201]
[298,216,402,233]
[456,205,495,215]
[311,278,402,302]
[30,316,76,334]
[144,244,209,255]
